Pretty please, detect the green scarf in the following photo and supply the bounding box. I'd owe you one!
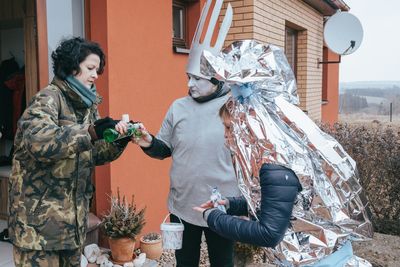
[66,76,97,108]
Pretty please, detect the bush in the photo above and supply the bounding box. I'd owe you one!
[321,122,400,235]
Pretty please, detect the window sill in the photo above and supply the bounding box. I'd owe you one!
[173,46,190,54]
[322,100,329,105]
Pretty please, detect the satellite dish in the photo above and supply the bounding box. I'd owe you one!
[324,12,363,55]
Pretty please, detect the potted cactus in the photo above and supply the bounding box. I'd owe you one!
[140,232,163,260]
[102,188,145,264]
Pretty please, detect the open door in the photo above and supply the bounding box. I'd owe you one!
[0,0,40,220]
[24,0,39,103]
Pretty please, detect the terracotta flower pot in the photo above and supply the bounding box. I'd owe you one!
[140,235,163,260]
[108,237,136,264]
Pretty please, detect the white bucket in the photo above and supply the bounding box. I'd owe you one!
[160,214,184,250]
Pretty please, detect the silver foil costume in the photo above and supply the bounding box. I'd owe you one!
[201,40,373,266]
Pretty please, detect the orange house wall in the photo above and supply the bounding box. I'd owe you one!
[88,0,111,220]
[89,0,202,234]
[321,47,340,124]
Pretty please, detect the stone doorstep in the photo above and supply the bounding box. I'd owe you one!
[85,213,101,247]
[0,239,13,266]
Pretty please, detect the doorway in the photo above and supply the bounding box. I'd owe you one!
[0,0,39,220]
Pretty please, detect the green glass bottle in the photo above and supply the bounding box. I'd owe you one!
[103,122,142,143]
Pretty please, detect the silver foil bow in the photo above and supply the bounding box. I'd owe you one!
[201,40,373,266]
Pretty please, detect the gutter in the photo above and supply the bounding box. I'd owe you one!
[326,0,350,11]
[303,0,350,16]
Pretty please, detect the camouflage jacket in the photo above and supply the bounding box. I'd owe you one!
[8,78,126,250]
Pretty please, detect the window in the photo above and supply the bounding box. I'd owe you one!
[173,0,187,48]
[285,27,298,76]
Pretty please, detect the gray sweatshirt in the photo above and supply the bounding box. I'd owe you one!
[153,95,241,226]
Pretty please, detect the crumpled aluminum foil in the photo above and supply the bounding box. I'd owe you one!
[201,40,373,266]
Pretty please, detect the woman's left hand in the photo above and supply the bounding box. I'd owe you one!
[193,206,205,213]
[193,200,214,213]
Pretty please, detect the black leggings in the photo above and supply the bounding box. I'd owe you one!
[170,214,234,267]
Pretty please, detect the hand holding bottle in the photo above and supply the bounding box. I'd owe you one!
[89,117,119,141]
[115,121,153,147]
[193,197,228,214]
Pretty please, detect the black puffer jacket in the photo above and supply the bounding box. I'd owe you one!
[206,163,302,247]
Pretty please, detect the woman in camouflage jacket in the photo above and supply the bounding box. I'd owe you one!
[8,37,128,266]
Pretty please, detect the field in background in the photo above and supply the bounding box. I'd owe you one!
[339,113,400,125]
[339,81,400,125]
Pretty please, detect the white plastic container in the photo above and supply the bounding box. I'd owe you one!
[160,214,184,250]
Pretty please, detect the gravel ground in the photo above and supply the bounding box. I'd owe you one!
[156,232,400,267]
[353,232,400,267]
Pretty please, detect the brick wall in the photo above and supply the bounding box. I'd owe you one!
[221,0,324,120]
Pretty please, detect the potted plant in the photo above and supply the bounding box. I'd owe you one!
[102,188,146,264]
[140,232,163,260]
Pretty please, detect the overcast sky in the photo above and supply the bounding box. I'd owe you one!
[338,0,400,82]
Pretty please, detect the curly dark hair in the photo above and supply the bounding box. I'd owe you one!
[51,37,105,80]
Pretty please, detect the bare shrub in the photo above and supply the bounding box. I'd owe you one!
[101,188,146,239]
[321,122,400,235]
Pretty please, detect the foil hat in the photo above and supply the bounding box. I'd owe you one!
[186,0,233,79]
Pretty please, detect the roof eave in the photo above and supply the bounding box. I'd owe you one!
[303,0,350,16]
